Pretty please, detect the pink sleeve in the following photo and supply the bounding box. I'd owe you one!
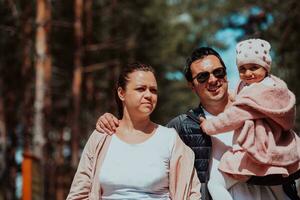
[67,132,101,200]
[189,168,202,200]
[169,132,201,199]
[202,105,264,135]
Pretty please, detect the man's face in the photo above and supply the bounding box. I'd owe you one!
[189,55,228,105]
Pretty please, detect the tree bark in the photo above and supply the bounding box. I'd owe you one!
[84,0,94,103]
[0,78,6,194]
[20,0,34,157]
[33,0,49,159]
[31,0,52,199]
[20,5,34,200]
[71,0,83,167]
[55,129,64,200]
[43,2,53,199]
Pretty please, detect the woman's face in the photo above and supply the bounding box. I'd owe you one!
[118,70,158,117]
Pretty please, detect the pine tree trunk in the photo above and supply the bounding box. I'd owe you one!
[55,129,64,200]
[42,2,54,199]
[71,0,83,167]
[20,5,34,200]
[0,78,6,200]
[20,0,34,156]
[34,0,48,159]
[84,0,94,104]
[31,0,51,199]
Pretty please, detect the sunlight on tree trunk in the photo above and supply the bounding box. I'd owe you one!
[31,0,52,199]
[34,0,47,160]
[71,0,83,168]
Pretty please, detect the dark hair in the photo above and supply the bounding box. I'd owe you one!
[184,47,227,82]
[115,62,156,118]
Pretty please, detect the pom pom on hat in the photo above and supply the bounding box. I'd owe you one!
[236,39,272,73]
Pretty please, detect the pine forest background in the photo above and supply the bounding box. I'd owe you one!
[0,0,299,199]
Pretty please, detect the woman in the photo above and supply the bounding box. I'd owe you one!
[67,62,201,200]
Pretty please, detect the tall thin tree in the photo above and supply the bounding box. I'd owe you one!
[31,0,51,199]
[0,77,6,195]
[71,0,83,167]
[84,0,94,103]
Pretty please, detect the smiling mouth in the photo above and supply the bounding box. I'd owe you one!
[207,85,221,92]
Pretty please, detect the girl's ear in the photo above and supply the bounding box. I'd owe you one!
[117,87,125,101]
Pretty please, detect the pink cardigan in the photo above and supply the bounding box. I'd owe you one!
[201,75,300,177]
[67,130,201,200]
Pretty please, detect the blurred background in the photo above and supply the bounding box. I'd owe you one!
[0,0,299,199]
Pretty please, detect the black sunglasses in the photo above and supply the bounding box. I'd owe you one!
[192,67,226,83]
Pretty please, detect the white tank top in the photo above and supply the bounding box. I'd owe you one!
[99,125,176,200]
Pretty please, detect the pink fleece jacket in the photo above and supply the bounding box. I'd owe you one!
[201,75,300,177]
[67,129,201,200]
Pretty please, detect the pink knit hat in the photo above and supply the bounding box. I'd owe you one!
[236,38,272,73]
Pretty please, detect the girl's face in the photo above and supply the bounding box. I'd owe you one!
[238,64,267,85]
[118,71,158,117]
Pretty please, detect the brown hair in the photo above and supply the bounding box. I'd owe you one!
[184,47,227,82]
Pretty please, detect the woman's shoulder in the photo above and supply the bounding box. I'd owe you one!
[81,130,111,158]
[156,125,193,151]
[156,126,195,158]
[85,130,109,148]
[155,125,178,145]
[157,125,178,136]
[89,129,108,139]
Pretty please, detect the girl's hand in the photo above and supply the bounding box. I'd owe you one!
[199,117,207,133]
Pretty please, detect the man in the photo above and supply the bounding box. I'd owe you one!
[96,47,293,199]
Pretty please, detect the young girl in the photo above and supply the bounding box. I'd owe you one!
[200,38,300,200]
[67,63,201,200]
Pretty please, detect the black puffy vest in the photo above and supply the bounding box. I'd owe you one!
[166,106,212,200]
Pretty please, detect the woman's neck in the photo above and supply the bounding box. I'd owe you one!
[118,112,155,134]
[115,112,157,144]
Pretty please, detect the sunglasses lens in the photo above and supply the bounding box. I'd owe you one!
[193,68,226,83]
[213,68,226,78]
[196,72,210,83]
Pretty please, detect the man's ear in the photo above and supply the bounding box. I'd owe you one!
[117,87,125,101]
[188,82,196,92]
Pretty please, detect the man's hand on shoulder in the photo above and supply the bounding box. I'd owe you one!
[96,113,119,135]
